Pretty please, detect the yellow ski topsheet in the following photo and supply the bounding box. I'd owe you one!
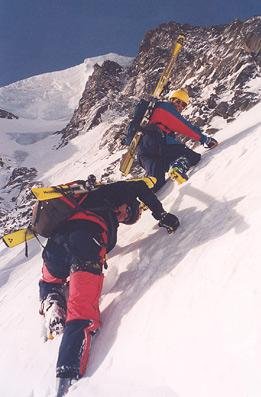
[31,186,65,200]
[2,177,157,249]
[31,183,87,201]
[120,34,185,176]
[119,132,143,176]
[153,34,185,98]
[32,177,157,202]
[2,228,35,248]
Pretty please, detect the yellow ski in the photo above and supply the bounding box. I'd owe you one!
[2,228,35,248]
[153,35,185,98]
[119,131,143,176]
[2,176,157,249]
[120,34,185,176]
[32,177,157,201]
[31,183,87,201]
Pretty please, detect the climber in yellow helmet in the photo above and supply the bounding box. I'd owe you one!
[169,88,190,107]
[130,87,218,191]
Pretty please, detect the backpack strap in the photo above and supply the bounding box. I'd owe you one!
[59,194,109,235]
[68,211,108,234]
[68,210,109,269]
[58,191,89,208]
[42,189,109,267]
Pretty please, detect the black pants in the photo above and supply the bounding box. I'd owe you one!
[138,143,201,192]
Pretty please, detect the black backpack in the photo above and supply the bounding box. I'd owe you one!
[31,190,89,238]
[123,99,149,145]
[26,182,110,262]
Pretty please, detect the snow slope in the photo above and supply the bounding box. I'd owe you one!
[0,53,132,120]
[0,103,261,397]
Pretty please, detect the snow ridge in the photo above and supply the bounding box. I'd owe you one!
[0,103,260,397]
[0,53,132,120]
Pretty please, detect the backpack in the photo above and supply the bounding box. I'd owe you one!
[29,181,109,266]
[30,175,156,238]
[124,99,149,145]
[31,184,90,238]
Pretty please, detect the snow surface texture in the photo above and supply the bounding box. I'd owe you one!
[0,89,261,396]
[0,53,132,120]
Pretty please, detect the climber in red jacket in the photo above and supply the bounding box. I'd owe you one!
[137,88,218,191]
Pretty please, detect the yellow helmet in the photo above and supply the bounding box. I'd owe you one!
[169,88,190,105]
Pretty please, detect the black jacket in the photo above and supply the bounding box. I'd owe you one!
[81,179,164,216]
[42,180,164,278]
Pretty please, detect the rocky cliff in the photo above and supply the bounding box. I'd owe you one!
[58,16,261,162]
[0,16,260,235]
[0,108,18,119]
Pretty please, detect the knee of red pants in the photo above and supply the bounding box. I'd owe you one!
[41,262,66,284]
[66,271,104,327]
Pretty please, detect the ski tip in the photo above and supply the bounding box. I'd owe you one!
[177,34,185,44]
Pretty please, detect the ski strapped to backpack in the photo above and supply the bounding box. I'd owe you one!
[31,186,90,238]
[120,34,185,176]
[1,176,157,251]
[2,228,35,249]
[2,180,98,254]
[31,182,109,266]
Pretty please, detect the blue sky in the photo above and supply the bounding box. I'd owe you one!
[0,0,260,86]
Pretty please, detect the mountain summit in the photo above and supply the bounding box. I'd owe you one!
[0,17,260,234]
[58,17,260,150]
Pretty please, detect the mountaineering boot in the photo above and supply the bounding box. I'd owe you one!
[40,292,66,340]
[56,377,75,397]
[168,156,190,185]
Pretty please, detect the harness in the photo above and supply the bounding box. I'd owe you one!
[60,194,109,268]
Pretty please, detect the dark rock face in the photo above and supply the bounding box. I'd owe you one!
[0,17,260,235]
[0,166,38,234]
[57,17,260,158]
[244,29,261,65]
[57,60,126,146]
[0,108,18,119]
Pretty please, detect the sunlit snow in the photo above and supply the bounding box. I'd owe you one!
[0,53,132,120]
[0,66,260,397]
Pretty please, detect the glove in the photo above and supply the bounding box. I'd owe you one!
[121,137,127,146]
[203,136,218,149]
[158,212,180,234]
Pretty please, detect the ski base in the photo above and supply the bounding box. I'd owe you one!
[2,228,35,248]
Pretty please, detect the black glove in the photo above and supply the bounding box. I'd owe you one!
[204,136,218,149]
[158,212,180,234]
[121,137,127,146]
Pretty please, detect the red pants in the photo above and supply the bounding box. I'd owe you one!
[41,263,104,378]
[41,263,104,326]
